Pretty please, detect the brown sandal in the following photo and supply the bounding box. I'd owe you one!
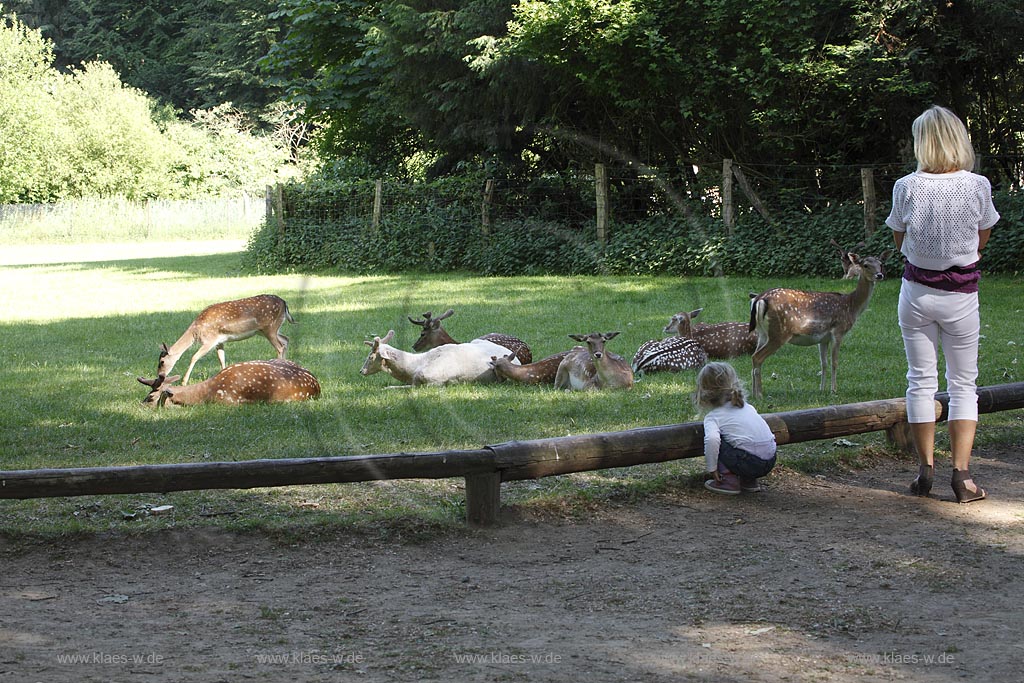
[909,464,933,496]
[951,469,986,504]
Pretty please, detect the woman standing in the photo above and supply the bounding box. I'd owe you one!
[886,105,1000,503]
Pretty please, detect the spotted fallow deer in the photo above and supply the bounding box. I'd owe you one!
[631,336,707,377]
[555,332,634,390]
[489,351,571,385]
[154,294,294,385]
[138,359,320,407]
[748,250,891,398]
[662,308,758,359]
[408,309,532,364]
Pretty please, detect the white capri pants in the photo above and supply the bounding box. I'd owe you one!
[898,279,980,424]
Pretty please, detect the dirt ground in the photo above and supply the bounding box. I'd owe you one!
[2,447,1023,683]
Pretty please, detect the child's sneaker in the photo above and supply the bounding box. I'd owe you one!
[705,475,741,495]
[740,477,763,493]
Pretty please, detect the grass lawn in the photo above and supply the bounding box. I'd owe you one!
[1,242,1021,536]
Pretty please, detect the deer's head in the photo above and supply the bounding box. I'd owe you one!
[408,309,455,351]
[360,330,396,376]
[568,332,620,361]
[137,373,181,406]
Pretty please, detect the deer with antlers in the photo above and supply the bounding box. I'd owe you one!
[152,294,295,385]
[408,309,532,364]
[555,332,634,390]
[749,250,891,398]
[138,359,320,407]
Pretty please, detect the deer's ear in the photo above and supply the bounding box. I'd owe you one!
[880,249,892,261]
[568,334,586,342]
[603,331,620,341]
[690,308,703,319]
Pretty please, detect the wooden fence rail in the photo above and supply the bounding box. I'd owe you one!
[2,383,1022,526]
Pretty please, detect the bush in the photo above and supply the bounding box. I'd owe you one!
[244,178,1024,278]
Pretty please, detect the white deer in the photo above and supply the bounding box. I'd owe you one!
[749,250,890,398]
[360,330,518,387]
[555,332,635,390]
[153,294,294,385]
[138,359,320,407]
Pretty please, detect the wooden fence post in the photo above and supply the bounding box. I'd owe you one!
[465,472,501,526]
[861,167,877,237]
[731,164,771,223]
[722,159,735,233]
[595,163,609,245]
[372,179,383,234]
[266,183,284,236]
[482,179,495,236]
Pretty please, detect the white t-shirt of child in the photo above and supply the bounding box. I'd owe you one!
[885,170,1000,270]
[703,402,777,473]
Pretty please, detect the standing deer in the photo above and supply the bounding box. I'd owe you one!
[408,309,532,364]
[360,329,517,387]
[555,332,634,390]
[153,294,294,385]
[138,359,320,407]
[489,351,571,385]
[749,250,891,398]
[663,308,758,359]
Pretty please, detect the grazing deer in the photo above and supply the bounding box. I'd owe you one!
[360,330,517,387]
[749,250,891,398]
[153,295,294,385]
[489,351,571,385]
[138,359,320,407]
[408,309,532,364]
[830,238,868,279]
[555,332,634,390]
[663,308,757,359]
[631,336,708,377]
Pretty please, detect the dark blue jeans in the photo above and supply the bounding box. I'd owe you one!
[719,440,776,479]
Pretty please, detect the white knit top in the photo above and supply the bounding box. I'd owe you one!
[885,170,1000,270]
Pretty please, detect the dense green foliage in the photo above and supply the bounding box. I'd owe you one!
[245,177,1023,278]
[0,11,290,202]
[264,0,1024,198]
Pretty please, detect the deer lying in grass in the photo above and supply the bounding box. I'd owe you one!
[749,250,891,398]
[138,359,320,407]
[153,294,294,385]
[663,308,758,359]
[631,336,707,377]
[360,329,517,387]
[408,309,532,364]
[489,351,571,385]
[555,332,634,390]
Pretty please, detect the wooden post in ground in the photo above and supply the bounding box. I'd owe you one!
[372,179,383,234]
[482,179,495,236]
[465,472,501,526]
[861,167,876,237]
[722,159,735,233]
[595,163,609,245]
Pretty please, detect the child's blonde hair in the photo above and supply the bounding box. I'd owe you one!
[694,361,746,411]
[912,105,976,173]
